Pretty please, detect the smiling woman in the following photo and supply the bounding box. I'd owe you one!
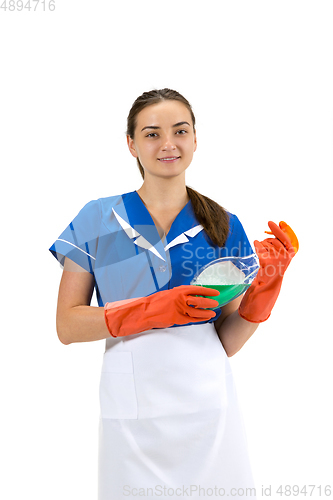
[49,88,297,500]
[126,89,230,247]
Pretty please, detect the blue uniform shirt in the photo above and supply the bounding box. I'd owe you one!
[49,191,254,325]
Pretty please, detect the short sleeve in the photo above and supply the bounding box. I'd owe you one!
[224,213,254,257]
[49,199,101,273]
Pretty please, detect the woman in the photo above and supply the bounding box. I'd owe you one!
[50,88,297,499]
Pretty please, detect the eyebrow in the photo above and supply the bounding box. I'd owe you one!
[141,121,191,132]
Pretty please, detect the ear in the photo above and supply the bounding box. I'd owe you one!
[126,135,138,158]
[193,130,197,152]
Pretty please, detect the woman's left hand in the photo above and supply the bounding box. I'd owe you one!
[238,220,299,323]
[254,220,298,282]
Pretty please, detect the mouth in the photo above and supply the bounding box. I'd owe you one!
[157,156,180,163]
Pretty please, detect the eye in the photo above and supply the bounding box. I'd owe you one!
[176,129,187,135]
[146,132,158,138]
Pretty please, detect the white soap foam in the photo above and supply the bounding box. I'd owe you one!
[193,261,246,285]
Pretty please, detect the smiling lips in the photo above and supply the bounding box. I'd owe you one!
[158,156,180,163]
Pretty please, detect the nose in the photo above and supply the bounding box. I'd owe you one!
[161,134,177,151]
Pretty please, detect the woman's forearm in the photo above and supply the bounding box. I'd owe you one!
[216,310,259,357]
[57,302,259,349]
[57,305,111,344]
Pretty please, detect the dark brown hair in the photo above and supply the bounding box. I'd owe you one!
[126,88,229,247]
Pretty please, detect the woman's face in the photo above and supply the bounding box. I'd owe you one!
[127,100,197,180]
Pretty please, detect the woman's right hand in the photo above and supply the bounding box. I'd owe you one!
[104,285,220,337]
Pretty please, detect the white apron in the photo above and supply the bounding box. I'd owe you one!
[98,323,256,500]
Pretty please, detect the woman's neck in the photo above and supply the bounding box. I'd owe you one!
[136,176,189,211]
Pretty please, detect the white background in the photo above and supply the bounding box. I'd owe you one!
[1,1,332,498]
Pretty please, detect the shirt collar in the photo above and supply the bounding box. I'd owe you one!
[112,191,204,261]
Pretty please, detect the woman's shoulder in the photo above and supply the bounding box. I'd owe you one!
[78,191,134,216]
[224,210,241,230]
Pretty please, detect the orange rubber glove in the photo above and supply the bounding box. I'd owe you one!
[238,221,299,323]
[104,285,220,338]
